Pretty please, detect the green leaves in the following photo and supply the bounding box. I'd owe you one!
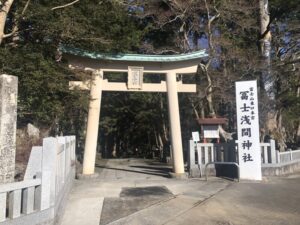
[0,0,298,150]
[100,91,168,150]
[1,0,144,130]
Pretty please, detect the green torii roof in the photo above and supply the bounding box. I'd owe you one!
[61,46,208,62]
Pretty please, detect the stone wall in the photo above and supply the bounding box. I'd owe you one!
[262,159,300,176]
[0,75,18,183]
[0,136,76,225]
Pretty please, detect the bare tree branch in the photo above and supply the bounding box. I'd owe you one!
[51,0,80,11]
[204,0,219,52]
[2,27,17,38]
[277,59,300,67]
[2,0,31,42]
[21,0,31,15]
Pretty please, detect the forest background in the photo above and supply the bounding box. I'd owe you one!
[0,0,299,160]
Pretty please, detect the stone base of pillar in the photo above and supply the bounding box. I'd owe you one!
[168,172,188,179]
[76,172,99,180]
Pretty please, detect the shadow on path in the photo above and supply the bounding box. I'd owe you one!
[95,165,171,178]
[130,165,172,172]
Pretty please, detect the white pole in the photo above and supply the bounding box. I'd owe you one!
[166,72,185,174]
[82,70,103,175]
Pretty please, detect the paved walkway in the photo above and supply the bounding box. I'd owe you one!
[61,158,300,225]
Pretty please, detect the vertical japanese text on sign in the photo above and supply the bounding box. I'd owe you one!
[128,66,144,89]
[235,80,261,180]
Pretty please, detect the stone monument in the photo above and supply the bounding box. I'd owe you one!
[0,75,18,183]
[235,80,262,181]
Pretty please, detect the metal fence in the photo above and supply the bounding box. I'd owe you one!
[188,139,300,176]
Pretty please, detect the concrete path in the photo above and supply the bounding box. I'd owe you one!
[60,158,300,225]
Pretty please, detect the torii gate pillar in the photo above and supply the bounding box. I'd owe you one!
[82,70,185,175]
[82,70,103,175]
[166,72,184,174]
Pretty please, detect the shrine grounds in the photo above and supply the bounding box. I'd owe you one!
[61,158,300,225]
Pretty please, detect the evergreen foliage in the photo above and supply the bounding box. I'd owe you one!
[0,0,299,157]
[0,0,144,132]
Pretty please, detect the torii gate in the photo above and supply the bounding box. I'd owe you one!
[62,47,208,177]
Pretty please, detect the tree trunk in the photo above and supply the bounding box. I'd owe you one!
[259,0,273,98]
[159,94,169,143]
[112,135,117,157]
[297,122,300,142]
[0,0,15,44]
[206,71,216,117]
[259,0,285,148]
[276,110,287,151]
[259,0,271,58]
[158,133,164,149]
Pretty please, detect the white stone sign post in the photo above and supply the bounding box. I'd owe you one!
[235,80,262,181]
